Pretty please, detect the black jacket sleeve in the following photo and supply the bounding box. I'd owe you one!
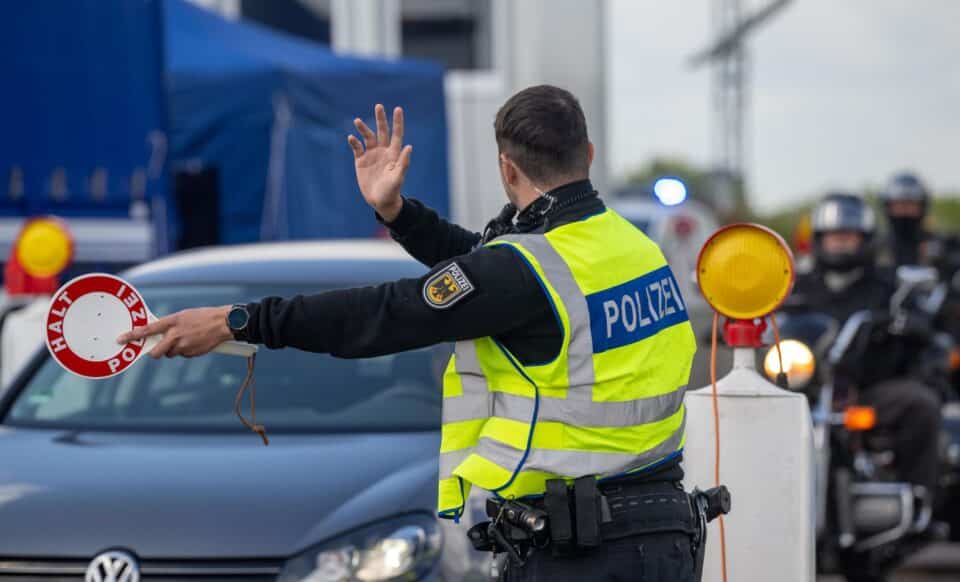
[379,197,482,268]
[244,244,546,358]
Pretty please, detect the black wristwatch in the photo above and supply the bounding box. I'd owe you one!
[227,304,250,341]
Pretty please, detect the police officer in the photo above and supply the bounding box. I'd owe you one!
[120,86,706,580]
[880,171,932,268]
[787,193,941,497]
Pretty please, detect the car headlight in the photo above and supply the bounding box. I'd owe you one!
[763,339,815,389]
[277,514,442,582]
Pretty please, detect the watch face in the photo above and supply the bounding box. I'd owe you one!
[228,306,249,330]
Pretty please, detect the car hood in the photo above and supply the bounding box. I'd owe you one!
[0,427,440,558]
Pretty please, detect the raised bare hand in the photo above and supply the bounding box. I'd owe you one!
[347,104,412,223]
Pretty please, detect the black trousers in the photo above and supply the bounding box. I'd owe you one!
[859,377,942,494]
[502,531,695,582]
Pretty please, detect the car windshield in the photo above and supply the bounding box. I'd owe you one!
[4,285,446,433]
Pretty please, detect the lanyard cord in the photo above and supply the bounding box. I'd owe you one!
[234,353,269,446]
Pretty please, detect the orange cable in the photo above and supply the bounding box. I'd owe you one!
[710,313,729,582]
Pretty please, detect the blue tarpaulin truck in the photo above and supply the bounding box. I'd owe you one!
[1,0,449,269]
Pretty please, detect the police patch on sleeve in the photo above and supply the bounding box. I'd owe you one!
[423,262,475,309]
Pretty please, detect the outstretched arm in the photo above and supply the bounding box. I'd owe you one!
[117,246,546,359]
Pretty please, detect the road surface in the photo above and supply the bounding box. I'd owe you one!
[818,543,960,581]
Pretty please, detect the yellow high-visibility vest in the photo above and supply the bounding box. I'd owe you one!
[438,208,697,519]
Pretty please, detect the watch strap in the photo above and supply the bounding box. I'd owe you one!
[227,304,250,342]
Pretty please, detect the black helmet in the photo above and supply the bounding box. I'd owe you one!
[880,172,930,207]
[810,192,876,271]
[881,172,929,243]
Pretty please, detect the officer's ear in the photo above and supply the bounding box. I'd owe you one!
[587,142,595,168]
[499,153,519,187]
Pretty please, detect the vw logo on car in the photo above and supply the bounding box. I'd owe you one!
[85,550,140,582]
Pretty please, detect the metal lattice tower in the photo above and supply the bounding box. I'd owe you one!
[690,0,792,211]
[712,0,747,178]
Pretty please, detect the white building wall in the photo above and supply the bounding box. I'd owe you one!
[502,0,609,196]
[444,72,507,231]
[330,0,400,57]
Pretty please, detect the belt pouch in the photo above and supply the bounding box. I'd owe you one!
[574,476,601,547]
[544,478,574,549]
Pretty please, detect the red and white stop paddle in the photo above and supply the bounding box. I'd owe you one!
[45,273,257,380]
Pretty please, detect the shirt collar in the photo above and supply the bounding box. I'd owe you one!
[516,179,596,230]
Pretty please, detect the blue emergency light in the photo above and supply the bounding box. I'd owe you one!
[653,178,688,206]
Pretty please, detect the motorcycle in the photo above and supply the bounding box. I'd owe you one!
[928,237,960,540]
[762,266,954,582]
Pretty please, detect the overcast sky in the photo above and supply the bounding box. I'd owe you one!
[607,0,960,213]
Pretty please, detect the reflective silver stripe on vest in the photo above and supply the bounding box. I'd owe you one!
[442,387,685,427]
[440,448,472,477]
[495,234,595,397]
[442,341,490,425]
[473,412,686,478]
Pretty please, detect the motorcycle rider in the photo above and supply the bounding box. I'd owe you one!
[880,171,932,268]
[883,172,960,345]
[786,192,942,498]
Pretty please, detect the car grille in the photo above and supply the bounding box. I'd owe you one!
[0,558,283,581]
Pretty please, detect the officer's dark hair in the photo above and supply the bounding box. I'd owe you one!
[494,85,590,184]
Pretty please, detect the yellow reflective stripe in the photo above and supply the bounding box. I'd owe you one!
[495,469,563,498]
[479,406,685,454]
[474,338,536,397]
[548,406,684,453]
[454,453,515,491]
[478,417,530,451]
[480,415,685,482]
[442,355,462,398]
[455,428,685,497]
[437,476,471,519]
[591,324,696,402]
[440,418,487,453]
[544,210,668,294]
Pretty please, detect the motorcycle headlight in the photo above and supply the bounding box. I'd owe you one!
[763,339,815,389]
[278,514,442,582]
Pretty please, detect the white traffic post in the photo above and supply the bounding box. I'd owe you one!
[683,322,816,582]
[685,223,816,582]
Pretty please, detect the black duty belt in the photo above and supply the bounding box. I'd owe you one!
[522,477,698,550]
[469,476,730,576]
